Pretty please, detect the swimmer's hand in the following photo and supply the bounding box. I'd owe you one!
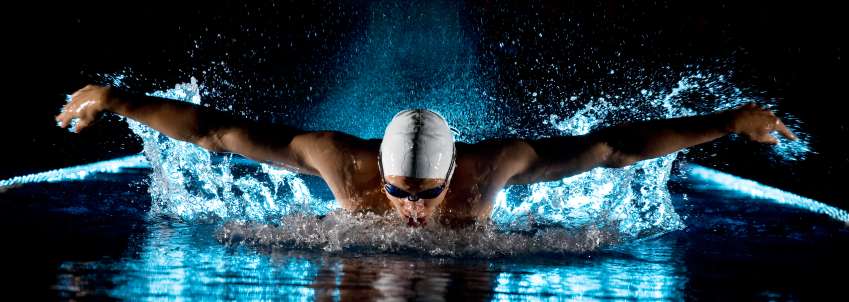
[726,103,798,144]
[55,85,116,133]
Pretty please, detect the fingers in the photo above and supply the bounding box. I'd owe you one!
[774,118,798,141]
[55,88,88,130]
[762,108,798,141]
[75,100,96,113]
[56,99,77,128]
[55,110,72,128]
[758,106,799,142]
[732,103,800,144]
[55,85,112,133]
[56,113,79,130]
[54,115,65,128]
[74,119,91,133]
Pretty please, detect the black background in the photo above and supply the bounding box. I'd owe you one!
[2,0,846,206]
[0,1,847,299]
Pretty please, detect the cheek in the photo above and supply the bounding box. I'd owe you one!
[385,194,405,210]
[423,198,444,212]
[382,191,394,202]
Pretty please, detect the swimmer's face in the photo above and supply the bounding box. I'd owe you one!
[383,175,449,227]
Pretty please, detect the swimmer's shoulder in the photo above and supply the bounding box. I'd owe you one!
[455,139,531,169]
[454,139,534,191]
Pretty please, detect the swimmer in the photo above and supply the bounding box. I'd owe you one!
[56,85,797,227]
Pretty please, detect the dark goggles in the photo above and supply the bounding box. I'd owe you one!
[378,147,455,201]
[383,182,446,200]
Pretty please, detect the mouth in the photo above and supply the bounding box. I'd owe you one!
[406,215,428,227]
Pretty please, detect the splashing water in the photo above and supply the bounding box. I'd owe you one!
[107,1,813,255]
[301,0,502,140]
[125,79,334,222]
[115,68,812,256]
[217,212,619,256]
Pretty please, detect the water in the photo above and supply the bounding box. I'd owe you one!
[86,0,812,251]
[2,163,846,300]
[3,81,845,298]
[98,66,810,255]
[5,0,844,299]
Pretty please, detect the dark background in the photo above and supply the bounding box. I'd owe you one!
[0,1,846,299]
[2,0,846,206]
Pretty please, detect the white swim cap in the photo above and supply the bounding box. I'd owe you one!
[380,109,455,179]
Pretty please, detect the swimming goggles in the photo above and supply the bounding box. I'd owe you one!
[377,148,455,201]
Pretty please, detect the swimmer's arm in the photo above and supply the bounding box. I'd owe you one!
[505,104,797,184]
[57,85,362,176]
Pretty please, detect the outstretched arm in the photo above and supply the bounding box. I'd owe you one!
[55,85,362,176]
[504,103,797,184]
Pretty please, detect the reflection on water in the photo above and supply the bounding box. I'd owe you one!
[54,220,685,301]
[0,169,835,300]
[492,239,686,300]
[88,0,806,243]
[5,145,843,299]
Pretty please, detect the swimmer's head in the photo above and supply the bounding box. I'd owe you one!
[379,109,456,226]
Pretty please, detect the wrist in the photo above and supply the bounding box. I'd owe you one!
[714,109,738,134]
[104,87,131,114]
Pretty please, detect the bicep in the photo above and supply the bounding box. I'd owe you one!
[204,120,359,176]
[504,134,614,185]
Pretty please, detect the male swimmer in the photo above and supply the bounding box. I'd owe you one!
[56,85,797,227]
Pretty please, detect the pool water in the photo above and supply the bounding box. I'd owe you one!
[2,161,846,301]
[5,1,844,299]
[6,63,840,301]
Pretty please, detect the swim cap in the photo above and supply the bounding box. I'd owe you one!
[380,109,455,179]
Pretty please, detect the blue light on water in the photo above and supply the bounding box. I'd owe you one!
[4,153,846,226]
[35,0,818,253]
[0,155,149,189]
[491,239,685,300]
[492,265,681,301]
[686,164,849,224]
[101,224,320,300]
[56,220,684,300]
[18,1,826,256]
[28,2,845,299]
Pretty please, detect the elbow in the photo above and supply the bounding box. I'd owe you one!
[591,131,632,168]
[591,130,640,168]
[194,130,228,153]
[605,152,638,168]
[599,142,638,168]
